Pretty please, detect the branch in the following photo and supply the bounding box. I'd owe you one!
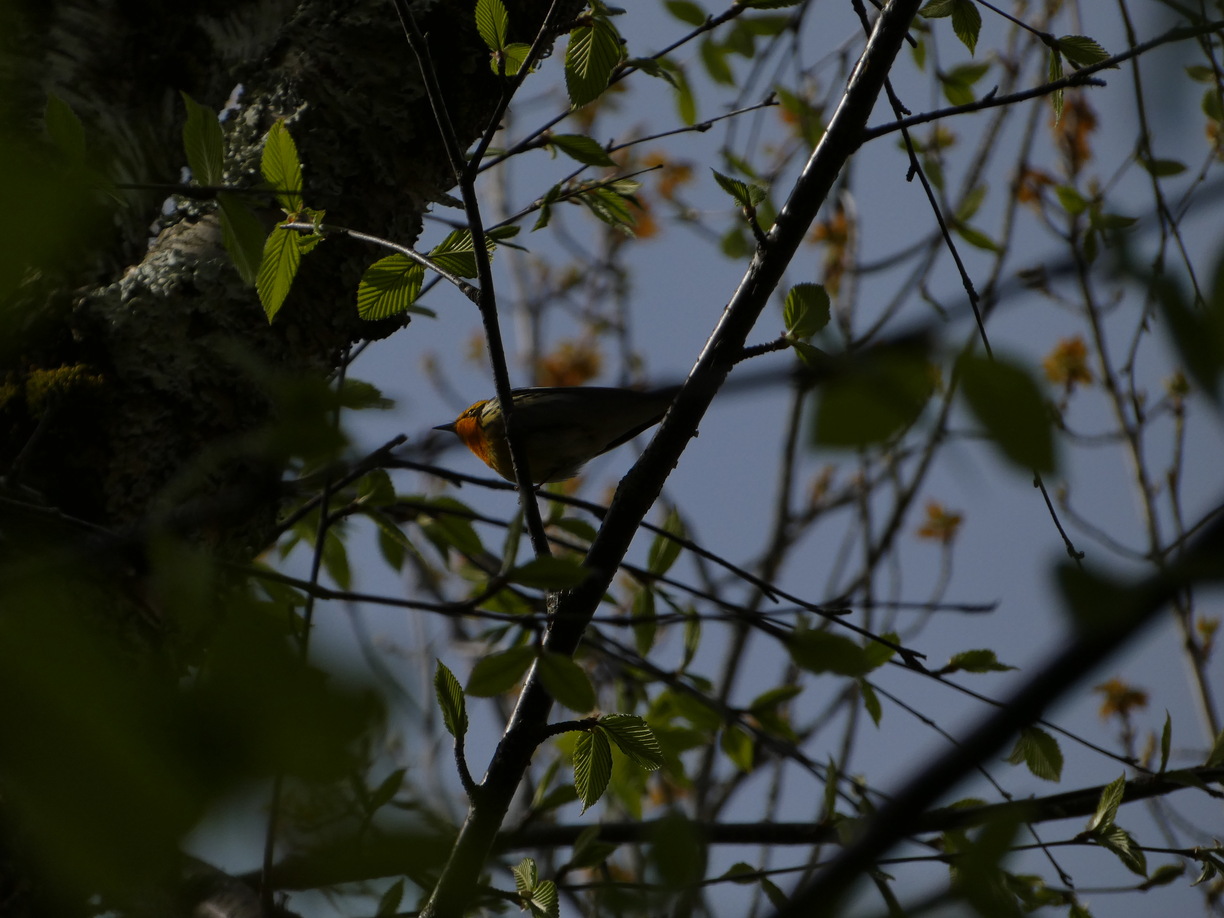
[416,1,926,914]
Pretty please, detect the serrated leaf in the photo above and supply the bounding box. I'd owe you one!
[1055,185,1088,215]
[508,556,589,590]
[958,353,1055,473]
[1056,35,1112,68]
[549,133,616,167]
[711,168,767,208]
[45,95,86,163]
[529,879,558,918]
[512,857,538,895]
[1049,50,1065,123]
[599,714,664,770]
[495,42,532,77]
[574,729,613,812]
[357,254,426,320]
[217,192,266,286]
[786,630,873,677]
[566,19,623,108]
[434,660,468,738]
[1094,825,1147,876]
[1087,774,1126,832]
[466,645,536,697]
[950,0,981,55]
[538,652,596,712]
[262,121,303,213]
[784,283,831,339]
[258,225,301,322]
[429,229,492,278]
[1004,726,1063,781]
[475,0,508,52]
[180,92,225,187]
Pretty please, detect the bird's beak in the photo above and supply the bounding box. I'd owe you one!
[433,422,456,432]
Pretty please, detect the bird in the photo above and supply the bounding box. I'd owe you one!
[434,385,680,484]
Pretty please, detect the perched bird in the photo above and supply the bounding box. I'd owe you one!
[434,385,679,484]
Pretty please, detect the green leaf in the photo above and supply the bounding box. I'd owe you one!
[1048,50,1065,123]
[434,660,467,738]
[944,649,1016,674]
[711,168,768,208]
[376,878,405,918]
[1139,157,1186,177]
[474,0,508,52]
[647,509,685,576]
[45,95,86,163]
[258,225,301,322]
[507,556,590,590]
[466,646,536,697]
[1145,863,1186,888]
[261,121,303,213]
[599,714,665,770]
[786,630,874,677]
[1206,727,1224,767]
[949,0,981,55]
[180,92,225,187]
[368,767,406,812]
[1004,726,1063,781]
[429,229,493,278]
[528,880,558,918]
[954,221,1000,252]
[1087,773,1126,832]
[1159,711,1171,773]
[217,192,267,286]
[860,680,883,725]
[699,37,735,86]
[356,254,426,320]
[813,339,934,448]
[567,827,616,871]
[1055,185,1088,216]
[720,725,754,772]
[512,857,538,895]
[565,19,623,108]
[1056,35,1112,68]
[549,133,616,167]
[574,729,613,812]
[664,0,707,25]
[1153,271,1224,402]
[537,652,596,713]
[919,0,956,17]
[958,353,1055,473]
[570,825,618,869]
[1093,825,1148,876]
[672,64,697,124]
[784,283,831,339]
[496,43,533,77]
